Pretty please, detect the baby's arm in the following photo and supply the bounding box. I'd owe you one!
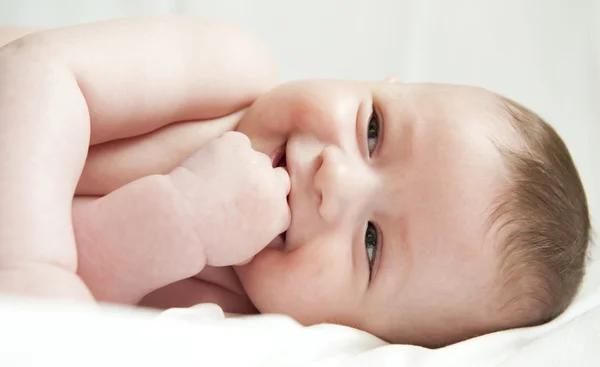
[0,16,277,301]
[73,174,204,304]
[73,132,290,305]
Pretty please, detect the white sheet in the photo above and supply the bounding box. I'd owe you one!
[0,289,598,366]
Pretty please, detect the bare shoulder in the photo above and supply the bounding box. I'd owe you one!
[0,15,278,142]
[2,16,277,75]
[0,27,42,47]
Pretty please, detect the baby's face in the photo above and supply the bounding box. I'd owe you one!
[235,80,509,346]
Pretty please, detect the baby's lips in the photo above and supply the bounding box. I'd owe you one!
[270,144,285,168]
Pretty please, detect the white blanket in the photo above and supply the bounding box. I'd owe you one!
[0,287,598,366]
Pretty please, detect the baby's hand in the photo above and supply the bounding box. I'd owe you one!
[168,131,291,266]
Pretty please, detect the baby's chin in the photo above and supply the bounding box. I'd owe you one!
[231,243,296,318]
[233,224,291,270]
[234,232,286,276]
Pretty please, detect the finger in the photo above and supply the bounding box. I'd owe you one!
[272,173,291,235]
[251,149,273,169]
[77,111,243,196]
[273,166,291,195]
[221,130,251,147]
[235,255,254,266]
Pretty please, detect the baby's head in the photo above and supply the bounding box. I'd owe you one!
[234,79,590,347]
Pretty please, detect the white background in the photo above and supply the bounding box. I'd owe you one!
[0,0,598,295]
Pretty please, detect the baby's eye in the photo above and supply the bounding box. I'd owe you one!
[367,110,380,156]
[365,221,379,280]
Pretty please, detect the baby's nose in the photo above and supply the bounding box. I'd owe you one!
[314,146,367,222]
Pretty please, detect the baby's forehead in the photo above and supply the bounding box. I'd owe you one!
[385,82,503,110]
[378,82,509,137]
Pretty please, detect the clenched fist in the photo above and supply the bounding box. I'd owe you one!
[74,131,290,303]
[168,131,291,266]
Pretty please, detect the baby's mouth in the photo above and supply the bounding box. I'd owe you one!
[273,145,287,169]
[270,143,288,248]
[278,152,287,169]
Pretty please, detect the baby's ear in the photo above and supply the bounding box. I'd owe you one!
[385,75,398,83]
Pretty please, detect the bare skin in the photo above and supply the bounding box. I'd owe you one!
[0,16,288,303]
[0,17,516,347]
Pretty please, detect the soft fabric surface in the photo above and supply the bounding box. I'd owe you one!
[0,290,598,366]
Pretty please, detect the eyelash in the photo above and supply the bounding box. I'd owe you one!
[367,109,380,156]
[365,105,381,281]
[365,222,379,280]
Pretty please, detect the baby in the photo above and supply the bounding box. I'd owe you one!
[0,15,590,348]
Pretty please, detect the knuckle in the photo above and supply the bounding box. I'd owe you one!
[257,151,271,167]
[247,151,270,171]
[227,131,251,145]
